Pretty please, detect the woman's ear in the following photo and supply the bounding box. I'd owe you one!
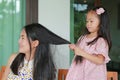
[32,40,39,48]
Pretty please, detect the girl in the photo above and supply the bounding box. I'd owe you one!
[66,6,112,80]
[2,23,70,80]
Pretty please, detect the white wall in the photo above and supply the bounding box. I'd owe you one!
[38,0,70,69]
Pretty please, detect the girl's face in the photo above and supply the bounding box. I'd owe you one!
[86,10,100,34]
[18,29,30,54]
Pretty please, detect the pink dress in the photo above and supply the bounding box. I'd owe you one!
[66,36,110,80]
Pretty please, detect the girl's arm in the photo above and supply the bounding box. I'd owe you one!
[2,54,17,80]
[69,44,105,65]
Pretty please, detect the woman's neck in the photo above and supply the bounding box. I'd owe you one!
[25,48,36,61]
[25,53,34,61]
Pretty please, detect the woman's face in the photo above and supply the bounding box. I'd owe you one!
[18,29,30,54]
[86,10,100,34]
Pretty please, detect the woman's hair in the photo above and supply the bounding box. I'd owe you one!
[75,6,112,64]
[11,23,70,80]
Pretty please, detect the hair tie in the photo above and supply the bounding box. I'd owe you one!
[96,8,105,15]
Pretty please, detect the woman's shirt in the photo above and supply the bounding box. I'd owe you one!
[66,36,110,80]
[7,58,33,80]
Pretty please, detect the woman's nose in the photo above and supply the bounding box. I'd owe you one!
[18,38,21,44]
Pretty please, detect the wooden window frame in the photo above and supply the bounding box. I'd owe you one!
[26,0,38,24]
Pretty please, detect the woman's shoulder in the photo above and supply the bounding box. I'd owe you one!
[10,53,18,60]
[8,53,18,66]
[10,53,17,58]
[1,53,18,80]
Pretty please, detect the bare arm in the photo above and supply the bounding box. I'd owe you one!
[2,54,17,80]
[69,44,105,65]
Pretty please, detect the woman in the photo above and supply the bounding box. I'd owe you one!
[2,23,70,80]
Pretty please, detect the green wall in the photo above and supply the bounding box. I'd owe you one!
[102,0,120,62]
[0,0,26,68]
[70,0,74,63]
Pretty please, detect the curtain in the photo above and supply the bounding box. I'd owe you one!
[0,0,25,67]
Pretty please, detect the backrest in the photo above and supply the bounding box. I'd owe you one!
[1,66,6,73]
[58,69,68,80]
[0,66,6,80]
[0,71,2,80]
[107,71,118,80]
[58,69,118,80]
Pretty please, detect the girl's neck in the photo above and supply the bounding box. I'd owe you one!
[87,32,98,38]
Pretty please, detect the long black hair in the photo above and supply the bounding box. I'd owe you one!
[75,6,112,64]
[10,23,70,80]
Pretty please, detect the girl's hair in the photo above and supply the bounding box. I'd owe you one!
[75,6,112,64]
[10,23,70,80]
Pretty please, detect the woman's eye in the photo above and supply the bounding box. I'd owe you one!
[21,37,24,39]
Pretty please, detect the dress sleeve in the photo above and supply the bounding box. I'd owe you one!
[94,38,110,63]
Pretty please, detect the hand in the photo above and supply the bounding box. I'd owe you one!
[69,44,82,56]
[69,44,76,50]
[69,44,84,56]
[74,47,84,56]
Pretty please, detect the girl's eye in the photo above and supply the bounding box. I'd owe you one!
[90,21,93,23]
[86,21,88,23]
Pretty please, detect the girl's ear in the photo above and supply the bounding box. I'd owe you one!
[32,40,39,48]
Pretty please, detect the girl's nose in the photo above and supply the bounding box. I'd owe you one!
[86,22,90,26]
